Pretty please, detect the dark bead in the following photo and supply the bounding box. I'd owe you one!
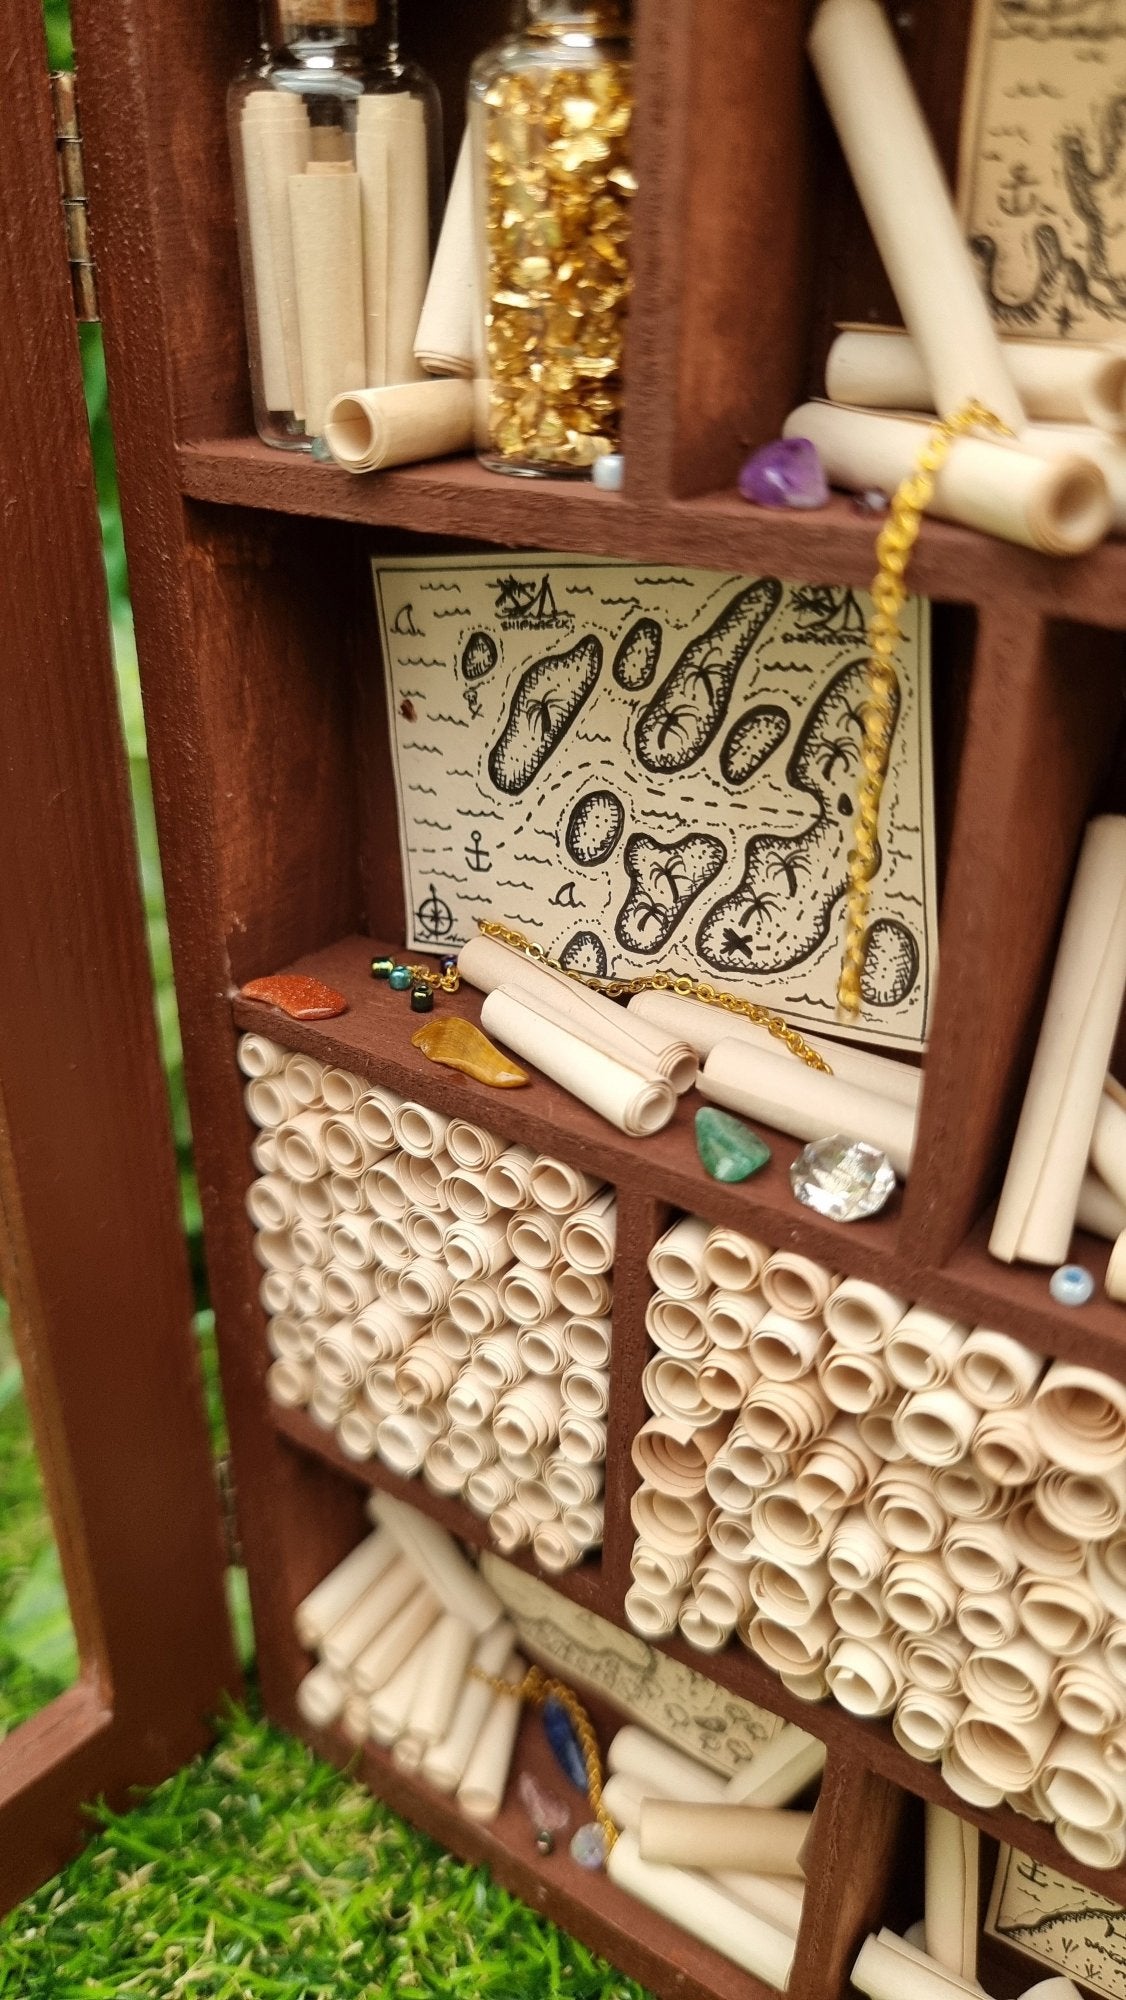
[439,955,459,974]
[542,1697,588,1791]
[370,955,396,981]
[535,1828,555,1855]
[410,985,435,1013]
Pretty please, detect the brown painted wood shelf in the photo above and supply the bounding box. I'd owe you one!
[73,0,1126,1988]
[180,438,1126,629]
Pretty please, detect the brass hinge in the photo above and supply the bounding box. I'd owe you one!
[216,1454,244,1568]
[50,70,99,323]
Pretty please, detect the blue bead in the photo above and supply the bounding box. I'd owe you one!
[439,955,459,974]
[541,1698,588,1791]
[388,965,413,991]
[1049,1263,1095,1308]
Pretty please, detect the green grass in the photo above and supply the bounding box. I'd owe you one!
[0,1708,654,2000]
[0,1307,78,1739]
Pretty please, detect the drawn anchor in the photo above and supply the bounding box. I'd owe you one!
[551,881,580,908]
[465,831,491,874]
[415,883,455,941]
[392,602,422,636]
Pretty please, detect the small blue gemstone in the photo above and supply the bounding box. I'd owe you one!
[1050,1264,1095,1308]
[388,965,413,991]
[439,955,458,974]
[541,1698,588,1791]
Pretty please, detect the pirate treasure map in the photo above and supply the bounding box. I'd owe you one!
[374,557,936,1051]
[988,1842,1126,1998]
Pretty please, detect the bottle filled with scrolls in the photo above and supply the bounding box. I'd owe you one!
[229,0,441,449]
[468,0,634,478]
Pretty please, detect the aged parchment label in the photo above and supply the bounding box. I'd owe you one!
[987,1842,1126,1997]
[960,0,1126,339]
[374,557,937,1050]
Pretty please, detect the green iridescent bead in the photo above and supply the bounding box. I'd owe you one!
[370,955,396,981]
[388,965,413,992]
[695,1106,770,1183]
[410,985,435,1013]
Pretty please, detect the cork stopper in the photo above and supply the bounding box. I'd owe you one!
[271,0,378,35]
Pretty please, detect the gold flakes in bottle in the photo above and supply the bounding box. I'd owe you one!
[481,57,634,474]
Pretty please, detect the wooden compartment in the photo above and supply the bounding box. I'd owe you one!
[67,0,1126,1989]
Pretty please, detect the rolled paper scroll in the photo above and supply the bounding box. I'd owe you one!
[323,378,475,472]
[633,1415,733,1495]
[246,1074,297,1129]
[406,1611,476,1747]
[969,1408,1044,1491]
[404,1207,446,1260]
[894,1389,979,1468]
[827,1509,889,1591]
[240,96,311,414]
[955,1706,1058,1793]
[267,1312,305,1361]
[507,1210,562,1269]
[607,1831,797,1988]
[354,1303,419,1364]
[558,1413,606,1464]
[553,1264,611,1317]
[251,1127,280,1171]
[631,1483,710,1552]
[827,327,1126,433]
[329,1214,379,1270]
[742,1377,832,1455]
[397,1259,455,1319]
[560,1190,617,1273]
[961,1635,1052,1723]
[456,1650,527,1821]
[254,1229,300,1276]
[246,1173,300,1232]
[423,1435,467,1496]
[649,1215,711,1297]
[415,128,478,377]
[745,1608,837,1678]
[648,1301,708,1366]
[701,1039,916,1177]
[288,163,366,436]
[549,1456,602,1508]
[625,1582,686,1638]
[809,0,1023,425]
[393,1099,450,1160]
[628,989,922,1109]
[323,1117,387,1175]
[1090,1088,1126,1213]
[523,1320,571,1379]
[285,1054,326,1107]
[495,1378,564,1454]
[374,1215,417,1267]
[291,1220,333,1271]
[364,1160,408,1218]
[354,92,429,387]
[1052,1647,1126,1737]
[752,1484,831,1567]
[277,1112,332,1183]
[355,1085,402,1146]
[323,1265,380,1316]
[795,1418,880,1514]
[448,1282,505,1339]
[951,1328,1043,1412]
[1031,1360,1126,1472]
[886,1311,968,1393]
[923,1804,979,1984]
[313,1326,364,1396]
[466,1466,515,1514]
[375,1414,434,1476]
[563,1311,612,1367]
[499,1261,556,1325]
[818,1345,891,1416]
[851,1932,983,2000]
[701,1224,770,1293]
[679,1600,734,1653]
[699,1347,760,1412]
[706,1291,767,1352]
[882,1555,959,1637]
[402,1149,451,1210]
[443,1214,511,1282]
[560,1361,609,1415]
[785,402,1108,556]
[421,1617,517,1793]
[827,1581,887,1638]
[297,1176,338,1226]
[328,1561,431,1678]
[238,1031,286,1079]
[857,1399,908,1464]
[994,818,1126,1261]
[481,986,676,1136]
[369,1492,503,1635]
[944,1519,1016,1596]
[531,1522,580,1572]
[638,1801,811,1878]
[1076,1168,1126,1242]
[1038,1460,1126,1542]
[867,1464,947,1553]
[447,1425,496,1479]
[823,1279,908,1351]
[825,1635,904,1717]
[894,1689,964,1763]
[1016,1573,1105,1658]
[725,1726,825,1807]
[695,1554,754,1625]
[603,1775,805,1932]
[485,1145,538,1210]
[460,934,697,1092]
[709,1512,763,1564]
[295,1529,395,1648]
[397,1336,458,1409]
[296,1661,347,1729]
[901,1630,969,1697]
[529,1154,601,1215]
[760,1256,838,1325]
[608,1725,727,1803]
[1056,1819,1126,1869]
[1088,1532,1126,1622]
[705,1457,758,1515]
[368,1638,431,1747]
[1043,1727,1126,1829]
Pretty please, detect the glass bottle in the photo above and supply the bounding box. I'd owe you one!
[229,0,441,449]
[469,1,634,478]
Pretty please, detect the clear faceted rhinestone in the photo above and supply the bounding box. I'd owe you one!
[790,1134,896,1222]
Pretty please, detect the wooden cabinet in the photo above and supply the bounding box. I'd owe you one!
[37,0,1126,1991]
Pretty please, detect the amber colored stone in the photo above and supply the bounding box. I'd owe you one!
[239,974,348,1021]
[411,1016,529,1087]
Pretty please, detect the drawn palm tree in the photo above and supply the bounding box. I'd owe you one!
[767,850,812,897]
[526,689,570,741]
[630,890,674,936]
[652,853,694,901]
[678,652,726,701]
[813,731,860,781]
[655,700,702,753]
[738,888,783,927]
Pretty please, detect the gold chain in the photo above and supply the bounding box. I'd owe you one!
[473,1663,618,1851]
[473,920,831,1073]
[837,399,1014,1020]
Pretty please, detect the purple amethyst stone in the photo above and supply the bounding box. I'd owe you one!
[739,436,829,510]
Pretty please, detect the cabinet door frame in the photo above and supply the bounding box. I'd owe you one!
[0,0,238,1911]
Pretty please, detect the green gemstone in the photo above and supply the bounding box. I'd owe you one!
[388,965,413,991]
[370,955,396,980]
[410,985,435,1013]
[695,1106,770,1183]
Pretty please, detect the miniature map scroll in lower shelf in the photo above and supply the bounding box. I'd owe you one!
[987,1842,1126,1998]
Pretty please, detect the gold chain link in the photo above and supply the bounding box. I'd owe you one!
[836,399,1014,1020]
[472,1663,618,1850]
